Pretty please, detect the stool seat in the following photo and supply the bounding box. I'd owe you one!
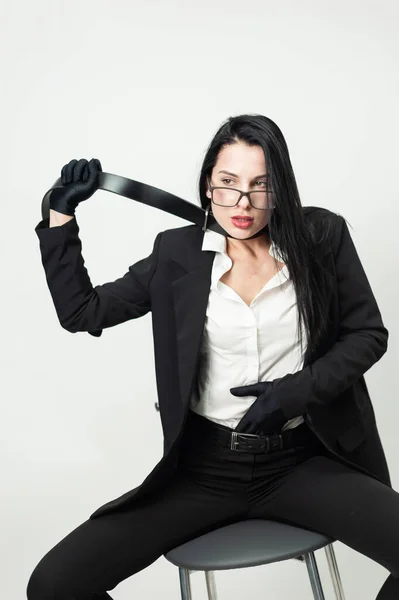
[165,519,334,571]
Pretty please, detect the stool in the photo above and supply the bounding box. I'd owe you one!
[164,519,346,600]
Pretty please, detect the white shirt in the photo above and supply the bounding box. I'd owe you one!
[189,228,305,432]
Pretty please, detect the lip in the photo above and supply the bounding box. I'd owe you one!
[231,216,254,229]
[231,216,254,221]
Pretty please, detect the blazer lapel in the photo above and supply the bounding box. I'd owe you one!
[172,244,215,410]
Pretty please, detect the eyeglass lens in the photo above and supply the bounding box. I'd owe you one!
[212,188,275,209]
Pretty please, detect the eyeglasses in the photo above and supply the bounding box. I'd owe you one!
[207,177,276,210]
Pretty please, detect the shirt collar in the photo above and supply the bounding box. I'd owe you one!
[201,228,282,261]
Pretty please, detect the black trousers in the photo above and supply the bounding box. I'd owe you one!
[27,410,399,600]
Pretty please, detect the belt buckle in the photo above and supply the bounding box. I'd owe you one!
[230,432,266,453]
[269,434,284,452]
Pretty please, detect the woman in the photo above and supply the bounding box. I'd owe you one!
[29,115,398,599]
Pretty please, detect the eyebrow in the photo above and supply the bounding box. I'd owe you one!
[217,170,268,179]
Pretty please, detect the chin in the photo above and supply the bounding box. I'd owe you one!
[226,222,264,235]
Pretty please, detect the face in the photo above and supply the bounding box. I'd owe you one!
[205,140,274,241]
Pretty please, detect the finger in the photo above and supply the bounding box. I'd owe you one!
[230,386,247,396]
[61,164,67,185]
[248,382,273,396]
[235,420,257,434]
[230,384,258,396]
[73,159,89,183]
[234,420,247,433]
[82,163,89,182]
[82,158,100,192]
[65,159,78,184]
[61,160,76,185]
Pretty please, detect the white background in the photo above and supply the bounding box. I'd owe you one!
[1,0,398,598]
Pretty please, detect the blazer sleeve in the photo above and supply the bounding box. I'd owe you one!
[35,216,162,335]
[273,214,389,418]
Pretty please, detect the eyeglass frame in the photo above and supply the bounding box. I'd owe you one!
[206,176,276,210]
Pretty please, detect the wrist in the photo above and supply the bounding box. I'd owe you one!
[49,202,75,217]
[49,209,75,227]
[49,189,76,216]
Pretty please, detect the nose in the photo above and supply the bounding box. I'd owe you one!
[238,193,251,209]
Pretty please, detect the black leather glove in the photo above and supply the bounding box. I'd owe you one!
[49,158,102,216]
[230,380,287,435]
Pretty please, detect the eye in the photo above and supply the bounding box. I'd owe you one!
[220,178,268,187]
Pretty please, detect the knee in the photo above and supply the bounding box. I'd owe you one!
[26,557,73,600]
[26,561,55,600]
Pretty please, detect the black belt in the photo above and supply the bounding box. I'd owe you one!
[40,171,270,338]
[41,172,229,237]
[185,410,315,455]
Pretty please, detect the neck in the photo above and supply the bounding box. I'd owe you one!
[226,229,270,260]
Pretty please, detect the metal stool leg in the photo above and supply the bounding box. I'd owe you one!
[325,544,346,600]
[204,571,218,600]
[304,552,326,600]
[179,568,192,600]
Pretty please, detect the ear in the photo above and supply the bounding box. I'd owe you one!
[205,176,212,199]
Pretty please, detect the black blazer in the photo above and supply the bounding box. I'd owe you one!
[35,205,391,520]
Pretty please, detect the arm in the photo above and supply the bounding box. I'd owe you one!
[49,209,74,227]
[35,216,162,334]
[274,214,388,419]
[232,213,388,434]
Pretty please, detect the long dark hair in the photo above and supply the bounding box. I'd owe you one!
[197,113,338,363]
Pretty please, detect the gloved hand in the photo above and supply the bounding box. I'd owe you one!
[49,158,102,216]
[230,380,287,435]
